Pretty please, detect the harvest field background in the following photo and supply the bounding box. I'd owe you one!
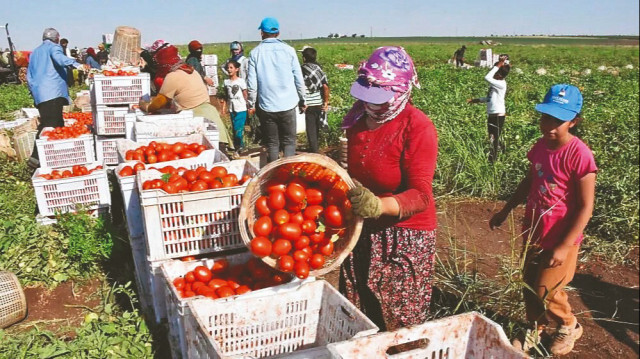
[0,36,638,358]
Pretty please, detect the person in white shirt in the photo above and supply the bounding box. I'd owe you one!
[221,60,249,151]
[468,55,510,162]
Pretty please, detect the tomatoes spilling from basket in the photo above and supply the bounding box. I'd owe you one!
[125,141,208,164]
[122,163,253,194]
[62,112,93,127]
[249,162,352,279]
[38,165,103,180]
[172,257,291,299]
[102,69,138,76]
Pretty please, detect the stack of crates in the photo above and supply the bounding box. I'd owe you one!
[201,54,218,96]
[91,73,150,168]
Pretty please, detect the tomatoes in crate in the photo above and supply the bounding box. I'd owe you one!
[248,162,353,278]
[171,257,291,299]
[124,141,210,164]
[38,165,103,180]
[139,163,254,194]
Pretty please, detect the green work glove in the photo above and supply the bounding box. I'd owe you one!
[348,184,382,219]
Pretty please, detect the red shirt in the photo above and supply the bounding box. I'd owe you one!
[346,104,438,231]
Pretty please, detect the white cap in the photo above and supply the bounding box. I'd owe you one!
[42,28,60,42]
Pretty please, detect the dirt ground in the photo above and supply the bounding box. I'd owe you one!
[12,200,639,358]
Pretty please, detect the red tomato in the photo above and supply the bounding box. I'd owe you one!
[272,209,290,225]
[133,162,146,173]
[207,278,228,289]
[309,231,325,244]
[180,150,197,159]
[305,188,324,205]
[265,180,287,193]
[235,285,252,295]
[271,239,292,256]
[216,286,235,298]
[253,216,273,237]
[190,180,209,192]
[278,255,294,272]
[119,166,133,177]
[162,182,178,194]
[194,265,213,282]
[319,240,334,256]
[183,290,196,298]
[173,277,185,290]
[303,205,324,220]
[285,183,306,204]
[293,250,309,262]
[211,259,229,274]
[294,261,310,279]
[183,170,198,182]
[239,174,252,185]
[191,281,205,292]
[309,254,325,269]
[250,236,272,257]
[279,223,302,241]
[268,190,286,210]
[289,212,304,225]
[198,171,216,183]
[294,235,310,250]
[301,220,317,234]
[326,188,347,206]
[256,196,271,216]
[301,246,313,258]
[184,271,196,283]
[324,205,344,227]
[210,166,228,178]
[221,174,238,187]
[171,142,186,154]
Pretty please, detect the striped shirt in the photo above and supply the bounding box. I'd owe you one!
[302,63,327,107]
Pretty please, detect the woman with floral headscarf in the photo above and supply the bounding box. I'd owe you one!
[341,46,438,331]
[138,44,232,151]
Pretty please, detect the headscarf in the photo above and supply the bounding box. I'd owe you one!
[230,41,244,61]
[153,45,194,80]
[86,47,98,60]
[188,40,203,54]
[343,46,420,128]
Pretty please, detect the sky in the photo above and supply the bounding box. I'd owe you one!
[1,0,639,50]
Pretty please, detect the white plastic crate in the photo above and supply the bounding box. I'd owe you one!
[134,116,209,143]
[137,159,258,261]
[32,162,111,217]
[148,258,168,324]
[160,252,305,359]
[328,312,527,359]
[21,108,40,118]
[116,134,217,164]
[115,150,229,240]
[125,111,193,140]
[95,136,121,166]
[185,280,378,359]
[91,73,151,105]
[35,130,95,169]
[130,236,156,323]
[93,105,130,135]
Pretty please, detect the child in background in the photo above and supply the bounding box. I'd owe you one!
[221,60,248,154]
[468,54,510,162]
[489,84,597,356]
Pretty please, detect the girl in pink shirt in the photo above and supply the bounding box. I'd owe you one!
[489,84,597,356]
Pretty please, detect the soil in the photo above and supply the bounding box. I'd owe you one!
[321,199,639,358]
[13,278,103,336]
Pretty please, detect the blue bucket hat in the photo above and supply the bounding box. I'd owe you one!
[535,84,583,121]
[258,17,280,34]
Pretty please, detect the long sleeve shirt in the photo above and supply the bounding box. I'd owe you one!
[346,104,438,231]
[246,38,305,112]
[27,40,81,105]
[478,66,507,115]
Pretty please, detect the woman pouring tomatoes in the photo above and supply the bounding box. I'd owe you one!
[340,46,438,332]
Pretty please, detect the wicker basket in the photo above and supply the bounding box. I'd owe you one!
[0,271,27,329]
[238,153,363,277]
[109,26,141,65]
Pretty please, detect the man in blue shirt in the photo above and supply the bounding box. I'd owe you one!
[27,28,87,167]
[247,17,306,163]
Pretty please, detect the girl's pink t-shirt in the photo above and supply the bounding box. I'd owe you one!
[524,136,597,250]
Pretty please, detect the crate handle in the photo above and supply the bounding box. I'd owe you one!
[385,339,431,357]
[340,305,356,320]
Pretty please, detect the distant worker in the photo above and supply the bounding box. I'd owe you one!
[468,54,511,162]
[59,38,74,86]
[84,47,102,69]
[453,45,466,67]
[185,40,214,86]
[96,43,109,65]
[247,17,306,162]
[222,41,249,80]
[299,46,330,153]
[26,28,88,168]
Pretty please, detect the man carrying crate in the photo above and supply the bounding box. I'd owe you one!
[26,28,88,168]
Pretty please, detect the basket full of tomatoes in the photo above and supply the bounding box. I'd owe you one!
[31,162,111,217]
[136,159,259,261]
[239,153,363,279]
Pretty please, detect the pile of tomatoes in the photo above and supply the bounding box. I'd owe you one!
[102,69,138,76]
[62,112,93,127]
[41,122,91,140]
[38,165,103,180]
[124,141,208,164]
[119,162,252,194]
[172,257,291,299]
[249,162,352,280]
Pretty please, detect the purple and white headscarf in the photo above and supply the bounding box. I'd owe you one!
[343,46,420,128]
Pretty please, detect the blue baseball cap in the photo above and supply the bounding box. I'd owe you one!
[535,84,583,121]
[258,17,280,34]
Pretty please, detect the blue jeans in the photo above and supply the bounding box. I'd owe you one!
[257,107,297,163]
[230,111,247,150]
